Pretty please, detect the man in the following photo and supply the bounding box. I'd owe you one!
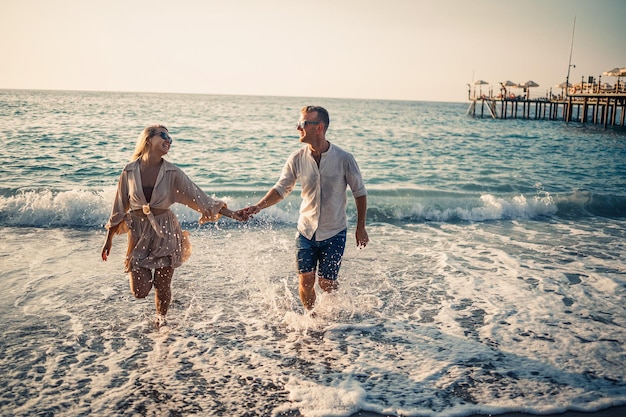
[243,106,368,312]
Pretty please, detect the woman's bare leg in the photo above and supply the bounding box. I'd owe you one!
[129,267,153,299]
[154,266,174,316]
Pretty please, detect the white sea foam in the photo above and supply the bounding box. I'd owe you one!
[0,187,566,229]
[2,218,625,416]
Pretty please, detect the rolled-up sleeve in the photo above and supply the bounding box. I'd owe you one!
[345,155,367,198]
[272,153,299,198]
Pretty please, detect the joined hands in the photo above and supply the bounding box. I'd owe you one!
[233,205,261,222]
[216,205,261,222]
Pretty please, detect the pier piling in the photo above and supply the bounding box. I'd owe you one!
[467,91,626,128]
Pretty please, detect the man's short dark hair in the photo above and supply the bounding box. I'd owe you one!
[302,106,329,131]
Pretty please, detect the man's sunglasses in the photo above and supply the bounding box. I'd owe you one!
[297,120,321,129]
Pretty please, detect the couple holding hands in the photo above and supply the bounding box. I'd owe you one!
[101,106,368,325]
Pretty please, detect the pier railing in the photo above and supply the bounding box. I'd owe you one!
[467,92,626,128]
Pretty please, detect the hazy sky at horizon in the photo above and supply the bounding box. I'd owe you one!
[2,0,625,102]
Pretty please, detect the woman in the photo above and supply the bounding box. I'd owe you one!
[101,124,245,326]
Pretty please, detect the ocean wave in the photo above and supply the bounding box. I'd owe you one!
[0,187,624,229]
[0,188,108,229]
[368,189,626,223]
[367,191,559,223]
[0,188,251,230]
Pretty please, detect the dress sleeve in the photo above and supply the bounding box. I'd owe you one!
[173,170,226,224]
[105,170,131,234]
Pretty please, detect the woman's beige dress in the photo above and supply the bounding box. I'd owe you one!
[105,159,225,272]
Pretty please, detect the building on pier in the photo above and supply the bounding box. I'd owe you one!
[466,73,626,128]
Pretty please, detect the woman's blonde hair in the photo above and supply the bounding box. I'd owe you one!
[130,124,168,161]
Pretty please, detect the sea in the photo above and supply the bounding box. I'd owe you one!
[1,89,625,417]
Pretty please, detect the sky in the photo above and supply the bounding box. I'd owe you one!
[1,0,625,103]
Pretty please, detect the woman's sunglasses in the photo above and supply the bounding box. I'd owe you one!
[155,131,172,143]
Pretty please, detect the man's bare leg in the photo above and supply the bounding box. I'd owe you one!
[319,276,338,294]
[299,271,317,311]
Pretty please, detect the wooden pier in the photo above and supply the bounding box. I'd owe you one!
[467,90,626,128]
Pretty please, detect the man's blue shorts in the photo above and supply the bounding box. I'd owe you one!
[296,229,347,281]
